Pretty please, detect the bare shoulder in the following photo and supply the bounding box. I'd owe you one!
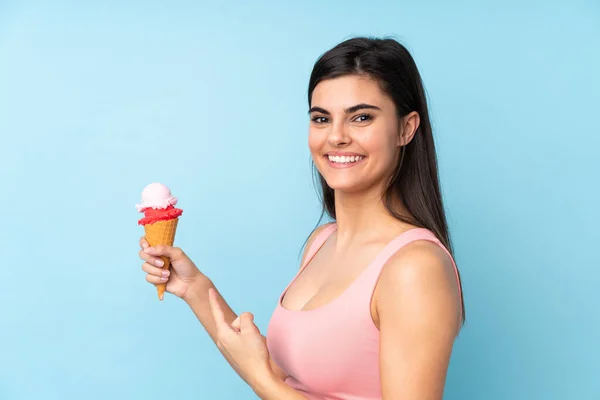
[380,239,459,294]
[298,222,335,269]
[374,239,462,332]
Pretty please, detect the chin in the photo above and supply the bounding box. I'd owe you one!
[323,177,366,194]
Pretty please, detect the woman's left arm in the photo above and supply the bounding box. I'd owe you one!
[207,288,307,399]
[376,241,462,400]
[252,373,308,400]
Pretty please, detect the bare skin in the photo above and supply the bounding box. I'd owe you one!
[139,75,462,399]
[138,223,329,397]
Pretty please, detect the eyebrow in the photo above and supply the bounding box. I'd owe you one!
[308,103,382,115]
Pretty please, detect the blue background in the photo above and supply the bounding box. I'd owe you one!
[1,1,598,399]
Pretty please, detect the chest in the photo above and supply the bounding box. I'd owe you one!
[280,241,384,312]
[266,302,382,398]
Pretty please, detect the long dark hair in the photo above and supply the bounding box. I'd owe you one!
[307,36,465,323]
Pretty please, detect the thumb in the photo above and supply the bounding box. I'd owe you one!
[240,312,259,334]
[231,315,241,332]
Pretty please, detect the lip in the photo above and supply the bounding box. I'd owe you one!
[325,151,365,157]
[324,153,367,169]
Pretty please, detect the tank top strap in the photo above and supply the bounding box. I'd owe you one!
[299,222,338,271]
[278,223,338,306]
[359,228,462,311]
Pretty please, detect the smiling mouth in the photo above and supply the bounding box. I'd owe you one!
[326,154,365,164]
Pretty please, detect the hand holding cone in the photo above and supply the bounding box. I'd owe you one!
[136,183,183,300]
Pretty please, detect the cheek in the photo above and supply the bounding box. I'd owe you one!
[307,129,323,154]
[360,129,399,167]
[359,129,396,155]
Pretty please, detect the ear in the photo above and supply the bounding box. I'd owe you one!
[397,111,420,146]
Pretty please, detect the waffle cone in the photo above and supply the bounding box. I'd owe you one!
[144,218,179,300]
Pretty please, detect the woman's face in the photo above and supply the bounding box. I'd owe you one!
[308,75,411,194]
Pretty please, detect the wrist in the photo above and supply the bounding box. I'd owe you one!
[182,273,213,304]
[252,369,282,399]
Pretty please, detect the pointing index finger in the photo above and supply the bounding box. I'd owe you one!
[208,288,234,335]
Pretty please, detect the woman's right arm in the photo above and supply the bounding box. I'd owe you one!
[139,222,331,382]
[139,241,288,380]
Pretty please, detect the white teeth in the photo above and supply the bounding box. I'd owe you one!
[328,155,363,164]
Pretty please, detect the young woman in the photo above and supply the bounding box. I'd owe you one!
[139,37,465,400]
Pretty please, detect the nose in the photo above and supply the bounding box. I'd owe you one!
[327,120,351,147]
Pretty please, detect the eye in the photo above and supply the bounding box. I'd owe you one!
[353,113,373,122]
[311,115,329,124]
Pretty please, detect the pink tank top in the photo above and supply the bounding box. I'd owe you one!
[266,223,462,400]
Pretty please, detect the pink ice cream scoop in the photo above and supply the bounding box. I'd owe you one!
[136,182,179,212]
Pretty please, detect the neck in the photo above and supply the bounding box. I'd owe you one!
[332,185,411,246]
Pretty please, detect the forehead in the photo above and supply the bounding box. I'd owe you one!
[311,75,390,109]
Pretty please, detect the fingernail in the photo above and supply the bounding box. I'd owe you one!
[155,259,164,267]
[161,270,170,277]
[160,276,168,282]
[144,247,154,254]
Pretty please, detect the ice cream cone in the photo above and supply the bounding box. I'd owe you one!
[143,218,179,300]
[136,182,183,301]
